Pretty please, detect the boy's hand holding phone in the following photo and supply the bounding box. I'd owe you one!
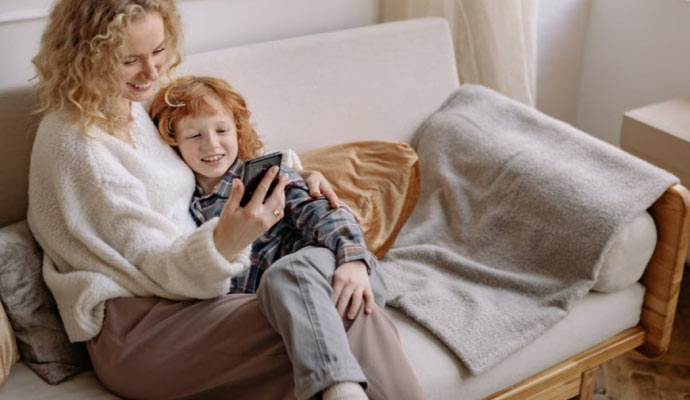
[240,152,282,207]
[213,165,288,262]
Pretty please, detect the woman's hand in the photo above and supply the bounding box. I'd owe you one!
[213,167,288,261]
[298,170,339,209]
[331,261,374,320]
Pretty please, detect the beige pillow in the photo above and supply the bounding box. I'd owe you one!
[300,141,420,259]
[593,211,657,292]
[0,300,19,388]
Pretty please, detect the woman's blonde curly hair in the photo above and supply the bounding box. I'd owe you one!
[149,75,264,161]
[32,0,182,143]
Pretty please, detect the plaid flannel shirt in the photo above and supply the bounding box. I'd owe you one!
[190,159,377,293]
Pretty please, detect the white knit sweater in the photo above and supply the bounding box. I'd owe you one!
[27,102,250,342]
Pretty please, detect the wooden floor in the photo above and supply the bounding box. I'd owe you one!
[593,263,690,400]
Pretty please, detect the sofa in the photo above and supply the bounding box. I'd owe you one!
[1,17,689,400]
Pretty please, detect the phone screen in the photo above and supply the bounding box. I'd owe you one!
[240,152,282,207]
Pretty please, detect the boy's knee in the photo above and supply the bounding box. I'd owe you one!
[259,247,335,291]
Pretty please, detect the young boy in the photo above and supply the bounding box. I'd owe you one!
[149,75,391,399]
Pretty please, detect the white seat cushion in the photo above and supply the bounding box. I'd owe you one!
[389,283,645,399]
[1,363,117,400]
[0,284,644,400]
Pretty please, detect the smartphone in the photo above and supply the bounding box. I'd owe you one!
[240,151,283,207]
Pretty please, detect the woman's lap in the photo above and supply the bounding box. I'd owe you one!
[87,260,424,400]
[87,295,294,400]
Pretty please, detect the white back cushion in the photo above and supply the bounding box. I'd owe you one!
[179,17,460,153]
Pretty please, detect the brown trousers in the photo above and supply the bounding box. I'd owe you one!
[87,295,425,400]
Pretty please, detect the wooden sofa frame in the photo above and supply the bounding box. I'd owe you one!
[487,183,690,400]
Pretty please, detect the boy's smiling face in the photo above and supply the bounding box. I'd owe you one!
[175,95,238,194]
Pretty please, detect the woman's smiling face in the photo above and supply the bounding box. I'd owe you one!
[117,11,167,105]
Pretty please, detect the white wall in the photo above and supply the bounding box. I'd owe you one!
[179,0,378,54]
[575,0,690,145]
[530,0,690,146]
[535,0,591,126]
[0,0,50,15]
[0,0,378,89]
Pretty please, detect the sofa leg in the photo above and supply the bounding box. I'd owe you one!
[575,366,598,400]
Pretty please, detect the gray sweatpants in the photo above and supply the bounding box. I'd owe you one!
[256,246,388,399]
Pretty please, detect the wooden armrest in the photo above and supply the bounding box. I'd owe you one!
[484,185,689,399]
[638,183,690,357]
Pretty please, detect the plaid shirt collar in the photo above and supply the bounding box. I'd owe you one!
[194,159,245,200]
[190,159,244,225]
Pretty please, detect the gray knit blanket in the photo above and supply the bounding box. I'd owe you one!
[379,84,677,375]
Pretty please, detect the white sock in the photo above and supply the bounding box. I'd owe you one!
[322,381,368,400]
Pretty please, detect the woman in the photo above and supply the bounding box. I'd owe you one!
[28,1,424,399]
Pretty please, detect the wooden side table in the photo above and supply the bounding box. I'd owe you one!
[605,98,690,399]
[620,97,690,261]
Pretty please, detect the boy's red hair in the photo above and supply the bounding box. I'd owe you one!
[150,75,264,160]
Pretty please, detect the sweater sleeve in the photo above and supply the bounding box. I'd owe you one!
[93,180,250,298]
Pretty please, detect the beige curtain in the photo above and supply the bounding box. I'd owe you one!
[381,0,537,106]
